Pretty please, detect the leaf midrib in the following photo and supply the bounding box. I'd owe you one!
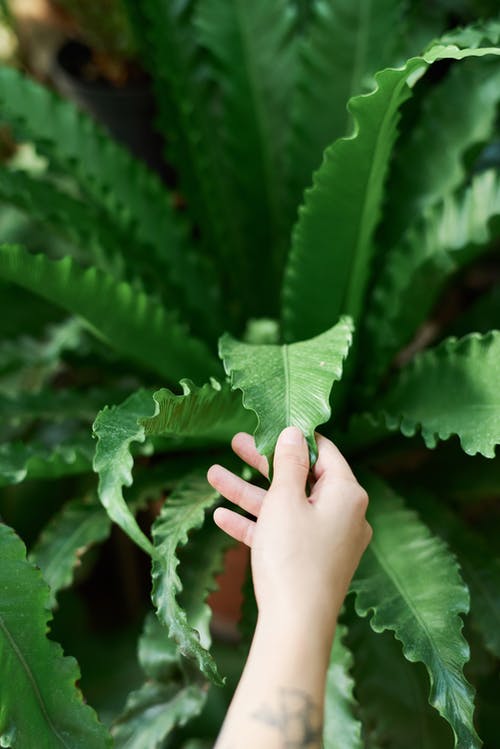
[368,534,461,703]
[281,344,292,426]
[0,610,70,747]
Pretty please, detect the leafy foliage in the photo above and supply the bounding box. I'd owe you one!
[220,316,353,463]
[0,244,218,383]
[363,170,500,386]
[151,474,223,684]
[352,473,478,748]
[0,5,499,747]
[324,622,362,749]
[361,332,500,457]
[0,523,111,747]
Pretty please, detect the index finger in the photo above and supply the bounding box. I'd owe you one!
[313,433,356,483]
[231,432,269,479]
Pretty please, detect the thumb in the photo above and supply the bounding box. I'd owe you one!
[271,426,309,495]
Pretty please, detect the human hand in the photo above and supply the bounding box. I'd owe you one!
[207,426,372,642]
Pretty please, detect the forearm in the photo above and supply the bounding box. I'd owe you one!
[215,612,335,749]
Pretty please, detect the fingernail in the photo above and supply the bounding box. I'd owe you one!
[280,426,304,445]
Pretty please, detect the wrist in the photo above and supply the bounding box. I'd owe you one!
[255,605,337,662]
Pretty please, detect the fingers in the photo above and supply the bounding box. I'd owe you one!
[271,426,309,495]
[231,432,269,478]
[313,433,356,483]
[207,464,265,516]
[213,507,255,547]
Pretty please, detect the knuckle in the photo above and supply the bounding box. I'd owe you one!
[364,522,373,546]
[353,486,369,512]
[284,452,310,472]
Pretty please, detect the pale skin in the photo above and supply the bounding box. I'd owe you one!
[207,425,372,749]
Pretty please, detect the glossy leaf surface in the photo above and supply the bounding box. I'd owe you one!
[368,332,500,457]
[0,523,111,748]
[283,41,500,342]
[352,474,479,748]
[93,382,248,555]
[324,622,362,749]
[220,316,353,464]
[364,170,500,385]
[0,244,218,383]
[151,474,222,684]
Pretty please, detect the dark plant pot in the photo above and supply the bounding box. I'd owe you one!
[51,40,169,180]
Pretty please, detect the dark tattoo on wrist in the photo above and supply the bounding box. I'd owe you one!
[252,687,323,748]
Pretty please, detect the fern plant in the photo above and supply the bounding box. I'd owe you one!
[0,3,499,748]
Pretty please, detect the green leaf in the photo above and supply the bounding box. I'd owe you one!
[382,58,500,247]
[195,0,297,301]
[0,437,93,487]
[29,497,111,608]
[0,244,219,383]
[0,64,212,323]
[93,390,157,556]
[0,522,111,747]
[365,332,500,458]
[177,515,234,649]
[348,618,453,748]
[351,473,479,749]
[287,0,406,218]
[410,493,500,660]
[151,473,222,684]
[324,622,362,749]
[112,519,231,745]
[0,168,126,278]
[282,40,500,342]
[112,682,206,749]
[0,169,206,321]
[137,0,250,317]
[219,316,354,464]
[141,379,256,441]
[137,613,179,684]
[363,170,500,385]
[93,381,243,556]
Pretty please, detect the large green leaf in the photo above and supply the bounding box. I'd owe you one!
[363,170,500,386]
[0,437,93,487]
[151,473,222,685]
[282,38,500,342]
[410,493,500,660]
[348,617,453,748]
[0,244,219,383]
[0,64,215,325]
[364,332,500,458]
[287,0,406,218]
[0,522,111,747]
[323,622,362,749]
[219,316,354,464]
[93,390,157,556]
[195,0,296,305]
[351,473,479,749]
[93,381,246,556]
[141,379,255,441]
[382,58,500,247]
